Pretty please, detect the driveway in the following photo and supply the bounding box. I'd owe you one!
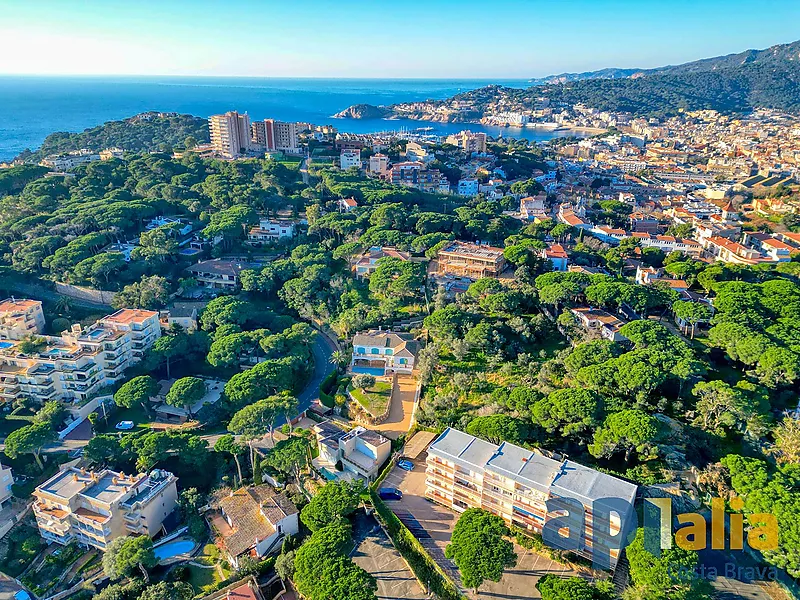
[351,512,428,600]
[381,458,586,599]
[372,375,419,440]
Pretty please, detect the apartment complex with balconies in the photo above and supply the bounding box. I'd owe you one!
[33,467,178,550]
[0,306,160,405]
[436,241,507,280]
[425,428,637,569]
[0,298,46,340]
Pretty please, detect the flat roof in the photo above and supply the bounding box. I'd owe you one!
[103,308,158,325]
[403,431,437,460]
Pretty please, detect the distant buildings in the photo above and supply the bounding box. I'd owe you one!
[187,259,260,290]
[351,330,419,376]
[569,307,627,342]
[0,298,46,340]
[437,241,507,279]
[425,428,637,569]
[252,119,300,153]
[211,485,299,568]
[540,244,569,272]
[0,305,161,405]
[209,111,252,158]
[313,422,391,481]
[388,162,450,194]
[457,178,479,197]
[246,219,296,245]
[340,149,362,170]
[369,153,389,175]
[0,463,13,508]
[33,467,178,550]
[352,246,411,279]
[520,194,549,221]
[338,197,358,212]
[446,130,487,154]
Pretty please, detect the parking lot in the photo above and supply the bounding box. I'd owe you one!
[351,512,428,600]
[380,456,586,598]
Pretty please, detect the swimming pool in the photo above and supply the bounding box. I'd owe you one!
[0,342,13,349]
[351,366,385,376]
[154,538,196,561]
[319,467,339,481]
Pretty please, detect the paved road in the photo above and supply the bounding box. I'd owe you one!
[35,325,337,453]
[372,375,419,440]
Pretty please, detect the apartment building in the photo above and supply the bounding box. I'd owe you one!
[252,120,299,153]
[0,298,45,340]
[369,153,389,174]
[437,241,507,279]
[209,111,252,158]
[446,131,487,154]
[0,464,13,507]
[313,422,391,481]
[340,149,362,170]
[246,219,296,244]
[388,162,449,193]
[0,307,161,405]
[40,150,101,172]
[457,179,479,197]
[425,428,637,569]
[33,467,178,550]
[351,330,419,376]
[520,194,548,221]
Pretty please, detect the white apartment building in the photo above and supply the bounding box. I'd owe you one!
[0,299,46,340]
[340,149,362,170]
[209,111,252,158]
[33,467,178,550]
[0,307,161,406]
[426,428,637,569]
[40,150,101,172]
[0,464,13,507]
[446,131,487,154]
[246,219,295,244]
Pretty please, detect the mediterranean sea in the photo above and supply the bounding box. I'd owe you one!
[0,76,588,162]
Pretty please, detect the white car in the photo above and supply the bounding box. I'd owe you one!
[115,420,135,431]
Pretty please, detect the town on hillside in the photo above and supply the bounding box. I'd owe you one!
[0,98,798,600]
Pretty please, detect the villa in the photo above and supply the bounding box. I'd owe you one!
[352,246,411,279]
[210,485,299,569]
[312,421,391,482]
[350,329,419,376]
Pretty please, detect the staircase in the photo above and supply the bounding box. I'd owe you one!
[612,548,630,594]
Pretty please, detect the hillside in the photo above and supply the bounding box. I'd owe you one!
[17,112,209,162]
[336,39,800,120]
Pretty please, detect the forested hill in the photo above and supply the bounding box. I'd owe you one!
[17,112,209,162]
[532,39,800,115]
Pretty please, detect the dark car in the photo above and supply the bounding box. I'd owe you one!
[378,487,403,500]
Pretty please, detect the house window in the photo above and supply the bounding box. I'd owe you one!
[385,349,393,356]
[370,348,379,355]
[398,358,406,365]
[356,347,365,354]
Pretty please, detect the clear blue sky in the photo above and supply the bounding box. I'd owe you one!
[1,0,798,77]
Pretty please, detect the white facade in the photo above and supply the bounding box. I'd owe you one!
[340,149,362,170]
[209,111,252,158]
[247,219,295,244]
[457,179,479,197]
[0,299,45,341]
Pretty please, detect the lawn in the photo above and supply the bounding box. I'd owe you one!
[348,381,392,417]
[187,563,221,594]
[95,403,152,434]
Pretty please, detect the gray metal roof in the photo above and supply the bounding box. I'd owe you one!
[551,460,637,506]
[428,428,497,474]
[487,444,560,495]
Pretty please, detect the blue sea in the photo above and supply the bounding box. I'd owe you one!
[0,76,583,162]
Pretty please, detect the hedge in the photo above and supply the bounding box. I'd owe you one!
[370,489,464,600]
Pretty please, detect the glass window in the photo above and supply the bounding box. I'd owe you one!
[370,348,380,354]
[385,349,393,355]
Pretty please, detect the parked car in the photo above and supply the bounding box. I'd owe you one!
[115,421,134,430]
[378,487,403,500]
[397,459,414,471]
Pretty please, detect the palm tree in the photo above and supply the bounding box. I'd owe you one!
[54,296,73,316]
[329,350,347,370]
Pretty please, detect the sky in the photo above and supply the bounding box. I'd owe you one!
[1,0,799,78]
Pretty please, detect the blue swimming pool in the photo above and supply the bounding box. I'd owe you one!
[154,538,196,561]
[0,342,13,349]
[319,467,339,481]
[351,366,385,376]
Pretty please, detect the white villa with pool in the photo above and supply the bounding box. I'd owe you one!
[350,330,419,376]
